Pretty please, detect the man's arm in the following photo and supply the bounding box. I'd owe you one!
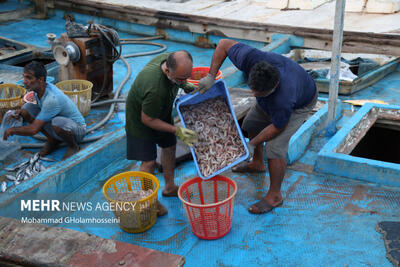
[195,39,239,94]
[250,123,286,146]
[208,39,238,77]
[141,111,177,134]
[3,119,46,140]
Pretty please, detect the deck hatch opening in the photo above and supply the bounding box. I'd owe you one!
[316,105,400,187]
[335,107,400,159]
[350,121,400,164]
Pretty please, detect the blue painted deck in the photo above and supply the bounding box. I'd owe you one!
[0,0,30,12]
[0,5,400,267]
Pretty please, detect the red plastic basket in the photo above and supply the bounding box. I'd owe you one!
[187,67,222,86]
[178,175,237,240]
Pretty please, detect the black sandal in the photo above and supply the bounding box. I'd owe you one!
[248,199,283,214]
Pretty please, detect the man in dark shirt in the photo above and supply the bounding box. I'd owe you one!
[198,39,317,214]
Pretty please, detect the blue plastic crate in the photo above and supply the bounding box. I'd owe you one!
[176,80,249,179]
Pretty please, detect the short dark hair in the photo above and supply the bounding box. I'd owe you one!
[248,61,280,93]
[166,50,193,72]
[24,61,47,80]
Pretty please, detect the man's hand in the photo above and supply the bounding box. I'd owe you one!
[3,128,13,141]
[194,73,215,94]
[5,110,21,123]
[247,142,256,160]
[175,126,198,146]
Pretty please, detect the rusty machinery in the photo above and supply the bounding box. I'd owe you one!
[49,21,121,101]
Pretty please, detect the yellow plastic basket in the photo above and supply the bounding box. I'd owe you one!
[102,171,159,233]
[0,84,26,122]
[56,80,92,116]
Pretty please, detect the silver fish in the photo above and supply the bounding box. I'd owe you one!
[33,163,40,172]
[31,168,39,176]
[17,159,30,169]
[39,156,56,162]
[16,167,25,175]
[40,165,46,172]
[37,162,46,172]
[1,181,7,192]
[5,153,48,186]
[25,167,33,177]
[29,153,39,165]
[32,165,39,173]
[16,170,25,181]
[5,175,17,181]
[4,166,18,172]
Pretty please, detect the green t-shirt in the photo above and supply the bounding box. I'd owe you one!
[125,53,193,139]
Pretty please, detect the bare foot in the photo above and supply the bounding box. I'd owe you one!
[162,184,179,197]
[39,139,60,157]
[157,201,168,217]
[232,161,266,173]
[62,146,80,160]
[248,198,283,214]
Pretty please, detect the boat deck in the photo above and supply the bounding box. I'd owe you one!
[78,0,400,34]
[0,2,399,266]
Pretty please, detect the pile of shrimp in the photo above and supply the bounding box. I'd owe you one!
[181,96,246,177]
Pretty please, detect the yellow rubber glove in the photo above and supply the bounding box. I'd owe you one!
[175,126,198,146]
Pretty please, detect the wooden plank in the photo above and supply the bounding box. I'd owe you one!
[33,0,47,19]
[53,0,400,56]
[0,37,36,61]
[0,6,34,23]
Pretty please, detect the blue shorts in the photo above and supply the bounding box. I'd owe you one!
[22,102,86,142]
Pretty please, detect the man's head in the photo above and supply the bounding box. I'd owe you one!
[248,61,280,97]
[23,61,47,92]
[165,50,193,85]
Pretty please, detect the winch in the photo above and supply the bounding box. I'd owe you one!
[48,18,121,100]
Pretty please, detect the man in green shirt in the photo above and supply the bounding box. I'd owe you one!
[125,50,198,216]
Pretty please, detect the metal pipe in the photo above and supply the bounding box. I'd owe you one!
[87,56,131,133]
[326,0,346,137]
[120,41,167,58]
[90,99,125,107]
[21,133,110,148]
